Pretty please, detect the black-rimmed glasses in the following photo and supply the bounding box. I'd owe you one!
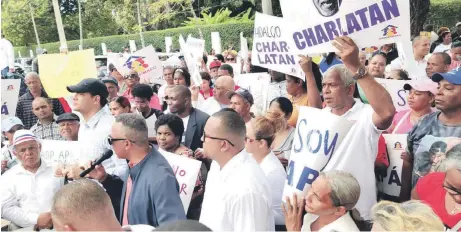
[202,132,235,147]
[124,74,138,79]
[108,136,135,145]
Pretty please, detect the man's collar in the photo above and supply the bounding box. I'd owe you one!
[17,159,50,175]
[84,107,107,128]
[36,115,57,126]
[219,149,247,181]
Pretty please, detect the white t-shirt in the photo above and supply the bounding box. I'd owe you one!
[181,115,190,143]
[388,55,429,80]
[322,100,382,220]
[433,43,452,53]
[301,213,359,232]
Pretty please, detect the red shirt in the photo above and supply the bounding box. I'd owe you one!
[416,172,461,229]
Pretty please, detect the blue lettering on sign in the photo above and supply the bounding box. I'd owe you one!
[255,41,295,65]
[397,89,408,106]
[293,0,401,50]
[293,119,339,157]
[286,160,320,191]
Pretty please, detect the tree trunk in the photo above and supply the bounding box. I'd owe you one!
[261,0,273,15]
[410,0,430,38]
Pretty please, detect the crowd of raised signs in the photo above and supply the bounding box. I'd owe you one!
[1,20,461,231]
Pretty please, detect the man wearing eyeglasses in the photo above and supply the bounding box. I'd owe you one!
[199,110,274,231]
[193,76,235,116]
[84,113,186,227]
[121,70,161,110]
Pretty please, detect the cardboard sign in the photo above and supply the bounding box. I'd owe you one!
[234,73,271,116]
[40,140,80,166]
[252,12,305,80]
[118,45,164,85]
[129,40,137,53]
[211,32,222,54]
[186,35,205,61]
[38,49,97,98]
[282,107,354,202]
[240,32,249,61]
[281,0,411,54]
[1,79,21,119]
[158,149,202,213]
[179,35,202,85]
[101,43,107,55]
[358,78,410,112]
[378,134,406,199]
[165,37,173,53]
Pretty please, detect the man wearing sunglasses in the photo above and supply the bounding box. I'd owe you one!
[84,113,186,227]
[193,76,235,116]
[121,70,161,110]
[199,110,273,231]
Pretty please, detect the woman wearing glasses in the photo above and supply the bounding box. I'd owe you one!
[223,50,238,64]
[121,70,161,110]
[154,114,207,220]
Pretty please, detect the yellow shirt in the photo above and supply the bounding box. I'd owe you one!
[288,94,309,127]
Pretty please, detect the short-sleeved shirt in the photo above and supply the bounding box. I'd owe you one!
[416,172,461,229]
[407,112,461,186]
[288,94,309,127]
[15,90,65,129]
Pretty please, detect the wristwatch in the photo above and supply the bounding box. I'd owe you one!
[353,66,368,80]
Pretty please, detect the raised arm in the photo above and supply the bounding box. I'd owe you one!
[299,55,322,109]
[332,36,395,130]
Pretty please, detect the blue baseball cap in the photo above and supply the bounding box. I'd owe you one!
[431,67,461,85]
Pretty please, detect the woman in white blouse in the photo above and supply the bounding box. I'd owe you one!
[283,171,364,232]
[245,112,287,229]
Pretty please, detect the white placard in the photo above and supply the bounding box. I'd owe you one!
[186,35,205,61]
[179,35,202,85]
[375,78,410,112]
[282,107,354,202]
[378,134,406,198]
[240,32,249,61]
[165,37,173,53]
[30,50,34,58]
[234,73,271,116]
[158,149,202,213]
[282,0,411,54]
[40,140,80,166]
[252,12,305,80]
[211,32,222,54]
[1,79,21,120]
[129,40,137,53]
[101,43,107,56]
[18,51,22,58]
[118,45,164,85]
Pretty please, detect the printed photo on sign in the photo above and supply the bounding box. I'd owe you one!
[282,0,411,54]
[1,79,21,119]
[282,107,353,203]
[412,135,461,187]
[377,134,406,202]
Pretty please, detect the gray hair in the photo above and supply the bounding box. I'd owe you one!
[321,170,361,210]
[115,113,148,144]
[25,72,40,81]
[163,65,175,71]
[323,64,356,87]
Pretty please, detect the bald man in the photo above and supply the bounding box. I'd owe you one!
[51,179,155,231]
[425,52,451,78]
[30,97,64,140]
[16,72,65,129]
[195,76,235,116]
[389,36,431,80]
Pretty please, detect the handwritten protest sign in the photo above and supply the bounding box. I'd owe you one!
[158,149,202,213]
[38,49,97,98]
[1,79,21,119]
[40,140,80,166]
[117,45,164,85]
[377,134,406,201]
[211,32,222,54]
[251,12,305,80]
[282,107,353,202]
[359,78,410,112]
[281,0,410,54]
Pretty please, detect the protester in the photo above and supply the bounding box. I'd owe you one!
[229,88,254,125]
[218,64,234,78]
[283,171,362,231]
[158,66,175,104]
[223,50,238,63]
[433,31,452,53]
[199,72,213,99]
[371,200,445,231]
[15,72,65,129]
[388,69,410,80]
[51,179,155,231]
[122,70,161,110]
[388,80,437,134]
[359,51,367,66]
[173,67,191,87]
[132,84,164,142]
[56,113,80,141]
[373,44,398,65]
[245,114,287,228]
[268,98,295,163]
[109,96,131,116]
[0,33,14,77]
[155,114,193,156]
[167,85,209,151]
[264,71,288,111]
[426,52,451,78]
[208,60,221,79]
[193,75,234,116]
[85,113,186,227]
[65,78,127,180]
[108,64,127,94]
[29,97,64,140]
[1,130,64,230]
[449,42,461,70]
[404,67,461,193]
[368,53,387,78]
[199,110,274,231]
[452,22,461,42]
[319,52,343,73]
[389,36,430,80]
[430,27,451,53]
[101,76,119,100]
[306,36,395,220]
[1,117,24,173]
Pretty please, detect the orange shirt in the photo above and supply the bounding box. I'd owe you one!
[287,94,309,127]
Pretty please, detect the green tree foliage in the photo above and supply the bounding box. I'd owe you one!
[182,8,253,26]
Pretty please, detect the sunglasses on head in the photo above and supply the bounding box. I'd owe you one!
[124,74,138,79]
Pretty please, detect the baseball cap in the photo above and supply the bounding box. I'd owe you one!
[209,60,222,70]
[456,22,461,27]
[12,130,38,147]
[403,79,438,95]
[56,113,80,124]
[101,76,119,86]
[1,117,24,132]
[229,88,254,105]
[431,67,461,85]
[67,78,109,99]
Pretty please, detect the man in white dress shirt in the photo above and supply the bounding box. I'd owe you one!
[199,110,274,231]
[193,76,235,116]
[388,36,431,80]
[1,130,64,230]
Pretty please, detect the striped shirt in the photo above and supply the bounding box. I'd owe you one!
[15,90,65,129]
[30,118,64,141]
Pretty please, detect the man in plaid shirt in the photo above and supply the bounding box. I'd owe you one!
[30,97,64,140]
[15,72,65,129]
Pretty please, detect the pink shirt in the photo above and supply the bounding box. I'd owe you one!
[390,109,435,134]
[122,88,161,110]
[449,53,461,71]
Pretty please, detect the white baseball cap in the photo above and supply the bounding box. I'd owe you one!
[12,130,39,147]
[1,117,24,132]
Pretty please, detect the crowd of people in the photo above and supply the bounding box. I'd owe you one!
[1,21,461,232]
